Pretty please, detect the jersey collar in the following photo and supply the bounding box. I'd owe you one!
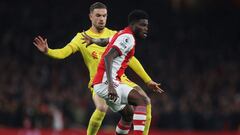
[89,27,106,36]
[124,26,133,34]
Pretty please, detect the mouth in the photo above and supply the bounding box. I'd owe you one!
[98,22,104,25]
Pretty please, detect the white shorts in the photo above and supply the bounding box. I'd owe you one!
[93,82,133,112]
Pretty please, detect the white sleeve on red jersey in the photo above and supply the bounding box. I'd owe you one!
[112,34,135,55]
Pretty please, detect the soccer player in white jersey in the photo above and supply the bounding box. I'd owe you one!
[92,10,164,135]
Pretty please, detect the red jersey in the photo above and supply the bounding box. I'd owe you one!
[93,27,136,85]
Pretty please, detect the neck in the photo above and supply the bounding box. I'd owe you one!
[127,26,135,36]
[90,26,104,34]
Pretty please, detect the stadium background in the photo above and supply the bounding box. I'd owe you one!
[0,0,239,134]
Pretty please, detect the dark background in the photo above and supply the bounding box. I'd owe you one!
[0,0,240,131]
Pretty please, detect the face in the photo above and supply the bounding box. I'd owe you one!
[89,8,107,31]
[132,19,149,39]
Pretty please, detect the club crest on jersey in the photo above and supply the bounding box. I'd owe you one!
[92,51,98,59]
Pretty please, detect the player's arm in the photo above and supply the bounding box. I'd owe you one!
[128,56,152,83]
[104,48,120,101]
[33,36,77,59]
[91,38,109,47]
[46,44,74,59]
[128,56,164,93]
[81,32,109,47]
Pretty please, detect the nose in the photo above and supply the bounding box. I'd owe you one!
[99,16,105,21]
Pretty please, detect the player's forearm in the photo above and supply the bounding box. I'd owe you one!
[46,45,73,59]
[92,38,109,47]
[104,48,119,86]
[104,54,114,86]
[129,56,152,83]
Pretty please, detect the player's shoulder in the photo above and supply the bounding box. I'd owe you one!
[75,29,92,36]
[114,33,135,48]
[117,33,135,42]
[74,32,84,39]
[70,30,90,48]
[104,27,117,35]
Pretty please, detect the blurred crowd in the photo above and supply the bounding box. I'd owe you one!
[0,0,239,131]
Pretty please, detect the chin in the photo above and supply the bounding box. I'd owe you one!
[97,26,105,31]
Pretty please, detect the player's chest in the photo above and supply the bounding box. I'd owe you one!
[84,45,105,60]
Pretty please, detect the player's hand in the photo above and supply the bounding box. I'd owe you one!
[81,31,93,47]
[146,80,165,94]
[33,36,49,54]
[108,85,119,102]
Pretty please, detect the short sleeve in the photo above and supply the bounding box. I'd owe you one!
[112,34,135,55]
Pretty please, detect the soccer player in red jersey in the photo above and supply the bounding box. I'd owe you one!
[92,10,164,135]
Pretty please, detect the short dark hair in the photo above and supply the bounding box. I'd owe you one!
[128,10,149,24]
[90,2,107,13]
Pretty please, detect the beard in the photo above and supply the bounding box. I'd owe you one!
[94,24,105,31]
[135,32,147,39]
